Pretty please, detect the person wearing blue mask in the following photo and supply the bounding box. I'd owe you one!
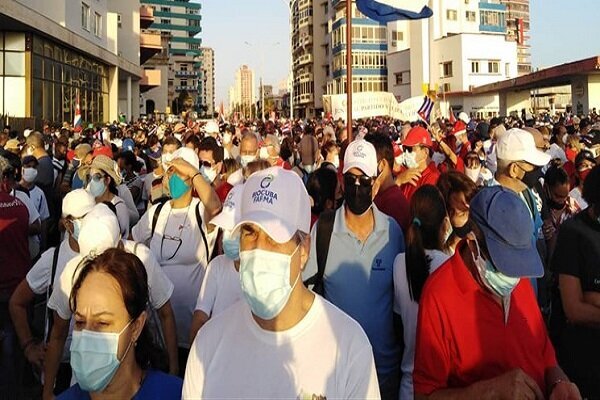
[56,248,182,400]
[9,189,95,395]
[132,146,222,376]
[183,167,379,399]
[413,186,581,400]
[189,184,244,345]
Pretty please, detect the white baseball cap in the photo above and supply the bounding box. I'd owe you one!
[458,112,470,124]
[204,120,219,135]
[343,139,378,177]
[210,184,243,231]
[78,203,120,256]
[62,189,96,218]
[232,167,311,243]
[497,128,551,167]
[173,147,199,169]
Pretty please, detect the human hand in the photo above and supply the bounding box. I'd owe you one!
[25,341,46,371]
[395,169,422,187]
[167,158,199,179]
[549,381,581,400]
[484,369,544,400]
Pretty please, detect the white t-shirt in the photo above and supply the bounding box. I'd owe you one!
[47,240,174,321]
[194,255,241,318]
[13,189,42,258]
[117,183,140,227]
[393,249,450,400]
[183,296,380,399]
[109,195,130,238]
[132,198,216,348]
[26,239,78,361]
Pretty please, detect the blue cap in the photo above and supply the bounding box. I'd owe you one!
[469,186,543,278]
[122,138,135,152]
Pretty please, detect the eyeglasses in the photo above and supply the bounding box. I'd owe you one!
[343,173,374,188]
[200,160,214,168]
[402,145,421,153]
[161,234,183,261]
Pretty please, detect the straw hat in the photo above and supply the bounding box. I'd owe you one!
[78,155,122,185]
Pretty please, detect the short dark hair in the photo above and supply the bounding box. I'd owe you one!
[198,137,224,163]
[364,133,394,171]
[320,140,338,160]
[544,164,569,188]
[582,165,600,207]
[306,167,338,215]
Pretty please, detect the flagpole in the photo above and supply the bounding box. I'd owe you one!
[346,0,353,140]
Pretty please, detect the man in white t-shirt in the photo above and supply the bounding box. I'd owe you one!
[42,204,179,398]
[189,184,244,345]
[9,188,95,394]
[183,167,380,399]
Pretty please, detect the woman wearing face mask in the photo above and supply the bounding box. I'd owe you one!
[568,150,596,209]
[541,163,581,261]
[393,185,453,400]
[57,248,182,399]
[9,189,95,394]
[78,155,130,238]
[436,171,479,254]
[464,151,493,187]
[549,165,600,399]
[131,147,222,375]
[188,186,244,345]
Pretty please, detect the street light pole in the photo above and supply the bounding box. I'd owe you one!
[346,0,353,138]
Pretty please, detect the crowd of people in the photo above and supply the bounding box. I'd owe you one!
[0,109,598,399]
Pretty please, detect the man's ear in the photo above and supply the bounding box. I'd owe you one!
[299,235,311,271]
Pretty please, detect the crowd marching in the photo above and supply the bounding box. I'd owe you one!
[0,110,599,399]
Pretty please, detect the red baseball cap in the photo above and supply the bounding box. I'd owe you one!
[450,120,467,136]
[93,145,113,159]
[403,126,433,148]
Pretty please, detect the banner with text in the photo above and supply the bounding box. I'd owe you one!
[323,92,432,122]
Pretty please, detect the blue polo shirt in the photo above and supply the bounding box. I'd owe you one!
[304,204,404,379]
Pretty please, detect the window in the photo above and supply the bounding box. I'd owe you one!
[391,31,404,46]
[160,19,171,25]
[488,61,499,74]
[442,83,451,93]
[441,61,453,77]
[395,73,403,85]
[117,13,122,28]
[161,7,170,12]
[446,9,457,21]
[81,3,90,31]
[505,63,510,77]
[471,61,479,74]
[94,13,102,37]
[466,11,476,22]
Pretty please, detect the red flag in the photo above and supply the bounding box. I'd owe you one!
[448,105,456,125]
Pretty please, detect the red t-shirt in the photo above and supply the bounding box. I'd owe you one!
[215,181,234,203]
[438,155,465,174]
[374,184,410,232]
[400,162,441,202]
[275,158,292,170]
[413,243,557,396]
[0,192,30,297]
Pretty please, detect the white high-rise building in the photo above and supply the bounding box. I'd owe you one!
[200,47,215,118]
[387,0,518,118]
[229,65,255,118]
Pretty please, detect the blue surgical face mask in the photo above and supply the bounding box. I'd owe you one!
[239,246,300,320]
[168,174,190,200]
[222,231,240,261]
[472,239,520,297]
[70,320,134,392]
[87,178,106,198]
[72,218,83,241]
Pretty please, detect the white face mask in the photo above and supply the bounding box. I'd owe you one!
[259,146,270,160]
[161,153,174,170]
[240,155,256,168]
[22,167,38,183]
[465,167,480,183]
[403,151,419,169]
[200,165,218,183]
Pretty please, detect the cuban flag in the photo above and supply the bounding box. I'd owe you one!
[356,0,433,22]
[448,105,457,124]
[417,95,434,123]
[73,90,82,128]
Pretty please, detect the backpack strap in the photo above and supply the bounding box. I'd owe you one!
[150,201,166,238]
[195,203,210,260]
[48,245,60,295]
[303,210,335,296]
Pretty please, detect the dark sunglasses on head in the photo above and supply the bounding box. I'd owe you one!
[343,172,374,187]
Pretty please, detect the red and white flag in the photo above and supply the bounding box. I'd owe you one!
[73,90,82,128]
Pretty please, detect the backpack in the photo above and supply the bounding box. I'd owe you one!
[150,200,213,261]
[303,210,336,296]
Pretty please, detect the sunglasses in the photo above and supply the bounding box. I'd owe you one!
[402,145,420,153]
[343,173,374,188]
[200,160,214,168]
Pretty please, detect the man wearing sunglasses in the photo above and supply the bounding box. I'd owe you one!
[396,126,440,202]
[303,139,404,399]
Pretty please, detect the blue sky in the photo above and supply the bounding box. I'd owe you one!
[200,0,600,105]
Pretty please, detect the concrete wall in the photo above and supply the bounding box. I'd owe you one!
[108,0,140,65]
[387,49,411,102]
[143,64,170,114]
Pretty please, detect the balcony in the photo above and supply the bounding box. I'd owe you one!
[140,31,162,64]
[295,93,314,104]
[294,53,312,68]
[140,69,161,93]
[140,6,154,30]
[176,85,198,92]
[175,70,199,78]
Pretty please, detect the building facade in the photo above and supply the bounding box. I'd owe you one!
[229,65,255,118]
[386,0,518,118]
[500,0,530,75]
[199,47,215,117]
[0,0,148,124]
[140,0,202,116]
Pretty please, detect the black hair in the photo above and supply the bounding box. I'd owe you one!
[406,185,447,303]
[544,163,569,188]
[582,165,600,207]
[364,133,394,171]
[198,136,224,163]
[306,167,338,215]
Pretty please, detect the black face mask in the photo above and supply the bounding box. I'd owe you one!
[344,182,372,216]
[453,220,472,239]
[522,167,543,189]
